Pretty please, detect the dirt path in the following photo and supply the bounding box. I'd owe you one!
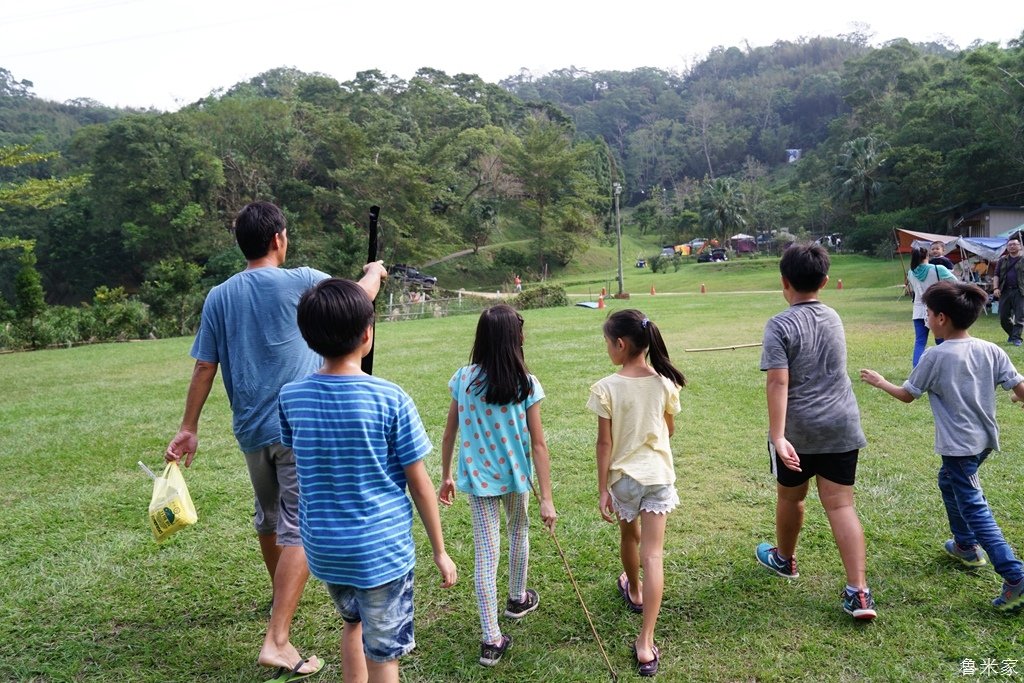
[420,239,531,268]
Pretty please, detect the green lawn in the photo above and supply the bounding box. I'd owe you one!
[2,269,1022,682]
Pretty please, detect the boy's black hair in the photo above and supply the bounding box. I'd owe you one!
[779,242,830,293]
[296,278,375,358]
[910,246,929,270]
[603,309,687,387]
[233,201,286,260]
[469,304,531,405]
[922,280,987,330]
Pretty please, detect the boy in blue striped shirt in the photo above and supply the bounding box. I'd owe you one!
[279,278,457,682]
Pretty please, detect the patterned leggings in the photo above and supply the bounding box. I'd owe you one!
[468,492,530,643]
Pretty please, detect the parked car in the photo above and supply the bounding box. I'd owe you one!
[389,264,437,289]
[697,248,728,263]
[688,237,709,251]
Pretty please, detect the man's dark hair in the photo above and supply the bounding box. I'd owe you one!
[233,201,286,260]
[922,280,987,331]
[779,242,830,292]
[297,278,375,358]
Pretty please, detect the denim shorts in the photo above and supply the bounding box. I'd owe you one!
[325,569,416,662]
[609,474,679,523]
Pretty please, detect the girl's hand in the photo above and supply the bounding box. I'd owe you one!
[599,490,616,523]
[539,499,557,532]
[437,479,456,506]
[434,551,458,588]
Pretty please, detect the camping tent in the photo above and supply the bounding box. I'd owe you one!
[729,233,757,254]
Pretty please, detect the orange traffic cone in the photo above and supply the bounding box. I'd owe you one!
[650,284,656,295]
[700,283,706,294]
[837,279,844,290]
[597,295,605,309]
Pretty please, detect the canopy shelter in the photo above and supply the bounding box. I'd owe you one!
[956,236,1010,261]
[894,228,959,256]
[895,228,1010,263]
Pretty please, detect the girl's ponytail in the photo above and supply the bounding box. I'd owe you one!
[603,309,686,387]
[646,319,687,387]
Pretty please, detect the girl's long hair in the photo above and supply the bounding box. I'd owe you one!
[910,246,929,270]
[603,309,686,387]
[469,304,531,405]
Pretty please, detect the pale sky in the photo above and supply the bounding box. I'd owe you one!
[1,0,1020,112]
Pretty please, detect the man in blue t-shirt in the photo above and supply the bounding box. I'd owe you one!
[280,277,456,682]
[165,201,386,679]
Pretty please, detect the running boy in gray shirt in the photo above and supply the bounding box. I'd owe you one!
[861,280,1024,612]
[755,242,876,620]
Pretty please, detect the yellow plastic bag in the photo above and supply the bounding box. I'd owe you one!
[142,461,198,542]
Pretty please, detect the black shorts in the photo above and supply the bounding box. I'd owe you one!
[768,441,859,488]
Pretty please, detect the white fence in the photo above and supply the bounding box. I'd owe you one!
[380,291,496,322]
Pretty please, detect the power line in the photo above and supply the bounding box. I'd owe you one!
[0,19,239,60]
[0,0,149,25]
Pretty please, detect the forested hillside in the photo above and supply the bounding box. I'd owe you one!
[1,32,1022,349]
[506,34,1024,249]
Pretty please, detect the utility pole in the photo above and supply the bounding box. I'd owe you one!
[614,182,626,297]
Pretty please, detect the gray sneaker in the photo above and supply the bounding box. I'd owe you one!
[944,540,987,568]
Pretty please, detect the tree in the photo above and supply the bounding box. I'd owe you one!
[0,144,87,309]
[700,177,748,244]
[831,136,889,213]
[14,244,44,323]
[0,144,88,211]
[504,115,600,270]
[138,257,205,336]
[87,115,225,283]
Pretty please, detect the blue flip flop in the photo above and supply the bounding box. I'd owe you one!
[266,657,323,682]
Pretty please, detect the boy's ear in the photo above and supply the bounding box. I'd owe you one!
[359,324,374,358]
[819,274,829,290]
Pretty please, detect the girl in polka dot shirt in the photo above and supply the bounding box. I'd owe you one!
[438,304,557,666]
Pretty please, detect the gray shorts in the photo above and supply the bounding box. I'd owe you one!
[609,474,679,523]
[244,443,301,546]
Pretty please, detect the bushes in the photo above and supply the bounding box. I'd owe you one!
[515,284,569,310]
[82,287,151,342]
[0,287,153,351]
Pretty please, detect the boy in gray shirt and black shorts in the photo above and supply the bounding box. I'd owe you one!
[862,280,1024,612]
[755,242,876,620]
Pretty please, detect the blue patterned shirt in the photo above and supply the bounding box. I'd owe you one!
[449,365,544,497]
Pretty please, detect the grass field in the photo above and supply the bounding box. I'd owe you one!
[2,261,1022,682]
